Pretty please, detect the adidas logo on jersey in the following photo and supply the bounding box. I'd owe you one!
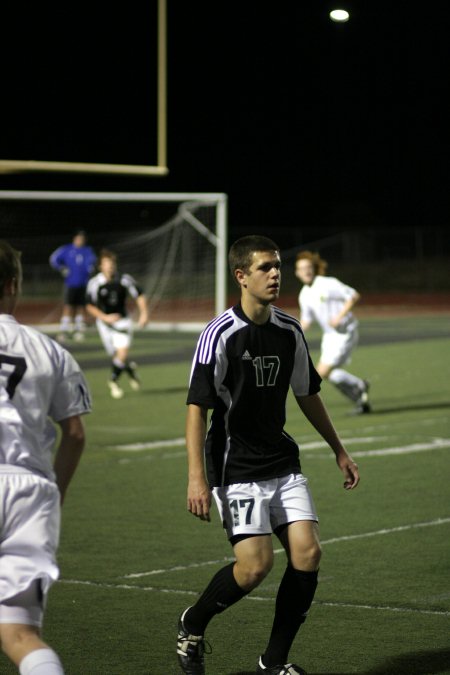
[242,350,252,360]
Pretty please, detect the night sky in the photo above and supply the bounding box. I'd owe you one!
[1,1,448,243]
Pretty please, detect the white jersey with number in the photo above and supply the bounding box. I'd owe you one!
[298,275,358,334]
[0,314,91,481]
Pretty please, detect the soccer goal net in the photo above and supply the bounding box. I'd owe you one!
[0,191,228,330]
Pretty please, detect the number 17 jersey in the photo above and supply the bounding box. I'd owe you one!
[187,303,321,487]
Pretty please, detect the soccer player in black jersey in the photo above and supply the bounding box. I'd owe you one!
[177,235,360,675]
[86,249,149,399]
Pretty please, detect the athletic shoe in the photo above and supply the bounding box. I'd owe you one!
[256,656,307,675]
[128,362,141,390]
[129,378,141,391]
[355,380,371,414]
[108,381,124,399]
[177,609,209,674]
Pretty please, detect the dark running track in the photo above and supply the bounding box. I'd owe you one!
[56,318,450,371]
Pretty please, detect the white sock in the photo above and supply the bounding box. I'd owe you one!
[329,368,364,402]
[74,314,85,331]
[19,648,64,675]
[60,316,71,333]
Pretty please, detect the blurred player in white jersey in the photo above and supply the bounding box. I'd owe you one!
[0,240,91,675]
[86,249,149,399]
[295,250,371,414]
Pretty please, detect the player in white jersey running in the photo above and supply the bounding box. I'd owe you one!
[177,236,360,675]
[86,249,149,399]
[0,241,91,675]
[295,250,371,414]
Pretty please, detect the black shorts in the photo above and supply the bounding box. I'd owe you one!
[64,286,87,307]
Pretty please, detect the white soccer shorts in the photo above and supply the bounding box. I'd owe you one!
[320,327,359,367]
[0,469,60,626]
[0,580,44,627]
[212,473,318,540]
[96,317,133,355]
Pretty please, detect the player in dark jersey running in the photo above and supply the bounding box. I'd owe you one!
[86,249,148,399]
[177,235,360,675]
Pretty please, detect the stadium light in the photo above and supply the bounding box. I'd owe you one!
[329,9,350,22]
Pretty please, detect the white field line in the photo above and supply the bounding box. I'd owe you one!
[114,438,450,466]
[62,436,450,619]
[343,414,450,435]
[309,601,449,617]
[58,517,450,618]
[123,517,450,579]
[113,437,186,451]
[107,412,450,452]
[110,436,383,452]
[110,436,450,456]
[351,437,450,457]
[57,582,450,618]
[304,437,450,460]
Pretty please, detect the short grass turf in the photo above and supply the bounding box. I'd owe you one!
[2,315,449,674]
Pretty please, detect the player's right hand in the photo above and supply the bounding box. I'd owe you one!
[103,313,122,325]
[187,479,212,522]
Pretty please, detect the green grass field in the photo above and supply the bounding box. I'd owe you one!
[3,315,449,674]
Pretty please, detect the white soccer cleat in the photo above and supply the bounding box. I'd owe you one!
[129,378,141,391]
[128,362,141,390]
[177,609,209,674]
[355,380,371,414]
[256,656,307,674]
[108,381,124,399]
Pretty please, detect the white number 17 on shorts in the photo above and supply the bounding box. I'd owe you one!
[212,473,318,540]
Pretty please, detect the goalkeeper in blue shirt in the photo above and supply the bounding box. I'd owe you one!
[49,230,97,343]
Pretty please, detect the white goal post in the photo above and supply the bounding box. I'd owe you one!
[0,191,228,330]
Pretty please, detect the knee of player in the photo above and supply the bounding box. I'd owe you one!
[292,540,322,571]
[246,563,273,590]
[310,541,322,566]
[236,556,274,590]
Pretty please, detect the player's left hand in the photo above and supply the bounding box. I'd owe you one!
[329,315,345,330]
[137,313,149,329]
[338,455,360,490]
[104,313,122,325]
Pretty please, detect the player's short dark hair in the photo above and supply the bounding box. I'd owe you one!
[0,240,22,299]
[228,235,280,277]
[99,248,117,263]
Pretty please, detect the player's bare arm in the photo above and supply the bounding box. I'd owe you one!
[328,292,360,328]
[295,393,360,490]
[185,403,211,522]
[86,303,121,325]
[53,415,86,505]
[299,317,312,332]
[136,294,149,327]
